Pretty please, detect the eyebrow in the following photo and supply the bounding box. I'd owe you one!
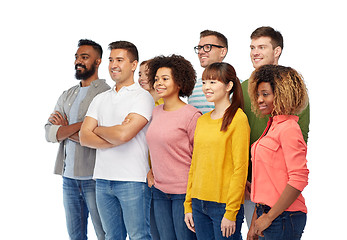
[75,53,90,57]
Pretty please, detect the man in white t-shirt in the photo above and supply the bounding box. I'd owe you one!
[80,41,154,240]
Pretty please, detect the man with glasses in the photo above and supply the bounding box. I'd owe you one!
[188,30,228,114]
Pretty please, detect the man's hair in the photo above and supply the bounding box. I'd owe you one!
[78,39,103,58]
[250,26,283,50]
[108,41,139,62]
[200,30,228,49]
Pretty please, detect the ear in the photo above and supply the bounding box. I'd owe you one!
[131,60,138,72]
[95,58,102,67]
[274,46,282,58]
[221,47,228,59]
[226,81,233,92]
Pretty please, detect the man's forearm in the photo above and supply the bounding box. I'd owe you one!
[94,126,128,146]
[56,122,82,142]
[79,129,116,149]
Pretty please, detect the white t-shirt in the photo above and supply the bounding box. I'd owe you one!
[86,83,155,182]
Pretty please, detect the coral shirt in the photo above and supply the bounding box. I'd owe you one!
[251,115,309,213]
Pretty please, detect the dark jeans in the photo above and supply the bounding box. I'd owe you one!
[152,186,197,240]
[256,204,306,240]
[192,198,244,240]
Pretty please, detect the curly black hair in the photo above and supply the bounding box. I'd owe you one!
[147,54,196,97]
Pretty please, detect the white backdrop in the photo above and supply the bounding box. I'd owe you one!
[1,0,346,239]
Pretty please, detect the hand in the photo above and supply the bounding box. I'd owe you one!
[221,217,235,238]
[49,111,68,126]
[184,213,196,233]
[147,169,155,188]
[247,223,259,240]
[254,213,272,237]
[245,181,251,200]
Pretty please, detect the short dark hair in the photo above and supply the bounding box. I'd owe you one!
[200,30,228,49]
[147,54,196,98]
[250,26,283,50]
[108,41,139,62]
[78,39,103,58]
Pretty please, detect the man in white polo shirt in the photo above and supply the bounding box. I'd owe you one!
[80,41,154,240]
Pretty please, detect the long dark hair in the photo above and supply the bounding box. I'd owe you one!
[202,62,244,131]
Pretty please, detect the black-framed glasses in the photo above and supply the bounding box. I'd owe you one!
[194,44,225,54]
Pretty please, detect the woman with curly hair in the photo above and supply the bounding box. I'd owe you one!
[184,62,250,240]
[145,54,201,240]
[246,65,309,240]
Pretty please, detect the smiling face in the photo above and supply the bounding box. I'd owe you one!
[108,49,137,88]
[74,45,100,80]
[197,35,227,68]
[257,82,274,115]
[202,79,233,104]
[138,63,151,91]
[153,67,180,99]
[250,36,281,69]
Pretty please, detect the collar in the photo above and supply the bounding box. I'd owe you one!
[271,115,299,124]
[112,82,138,93]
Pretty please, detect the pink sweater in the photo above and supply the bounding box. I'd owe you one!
[146,104,202,194]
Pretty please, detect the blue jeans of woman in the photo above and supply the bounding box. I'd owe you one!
[96,180,152,240]
[152,186,197,240]
[63,177,105,240]
[256,204,306,240]
[192,198,244,240]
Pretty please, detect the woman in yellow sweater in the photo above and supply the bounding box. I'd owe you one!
[184,62,250,239]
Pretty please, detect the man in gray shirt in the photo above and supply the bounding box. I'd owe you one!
[45,39,110,240]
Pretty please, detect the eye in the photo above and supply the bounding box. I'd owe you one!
[202,80,206,84]
[154,78,158,82]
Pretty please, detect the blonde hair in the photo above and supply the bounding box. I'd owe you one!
[248,65,308,116]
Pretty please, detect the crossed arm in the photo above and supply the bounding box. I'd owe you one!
[79,113,149,149]
[49,111,82,142]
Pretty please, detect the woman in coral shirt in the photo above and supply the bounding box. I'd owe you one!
[247,65,309,240]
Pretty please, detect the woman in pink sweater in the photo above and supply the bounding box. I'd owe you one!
[146,55,201,240]
[247,65,309,240]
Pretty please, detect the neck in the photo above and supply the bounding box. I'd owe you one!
[115,77,135,92]
[211,98,230,119]
[81,73,99,87]
[162,95,185,111]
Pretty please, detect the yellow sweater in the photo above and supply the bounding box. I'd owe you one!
[184,108,250,221]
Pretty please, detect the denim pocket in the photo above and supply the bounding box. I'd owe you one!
[289,211,307,239]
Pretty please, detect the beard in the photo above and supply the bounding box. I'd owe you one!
[75,63,97,80]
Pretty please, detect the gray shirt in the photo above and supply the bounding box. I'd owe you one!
[45,79,110,177]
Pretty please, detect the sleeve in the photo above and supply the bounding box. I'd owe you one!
[224,112,250,221]
[297,102,310,143]
[44,91,67,143]
[280,122,309,192]
[184,117,201,214]
[186,110,202,148]
[130,91,155,121]
[85,93,102,121]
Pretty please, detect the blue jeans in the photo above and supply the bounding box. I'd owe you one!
[152,186,197,240]
[63,177,105,240]
[96,180,152,240]
[192,198,244,240]
[256,204,306,240]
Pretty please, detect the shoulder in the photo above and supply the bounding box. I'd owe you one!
[234,108,249,123]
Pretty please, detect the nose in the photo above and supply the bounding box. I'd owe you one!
[257,94,264,104]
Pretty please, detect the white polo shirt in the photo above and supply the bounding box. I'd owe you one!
[86,83,155,182]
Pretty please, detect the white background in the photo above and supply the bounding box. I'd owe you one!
[1,0,346,239]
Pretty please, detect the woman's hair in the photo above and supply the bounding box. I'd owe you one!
[147,54,196,97]
[248,64,308,116]
[202,62,244,131]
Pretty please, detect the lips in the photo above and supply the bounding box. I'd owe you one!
[155,87,166,94]
[75,64,86,70]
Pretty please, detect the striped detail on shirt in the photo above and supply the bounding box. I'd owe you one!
[188,79,214,114]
